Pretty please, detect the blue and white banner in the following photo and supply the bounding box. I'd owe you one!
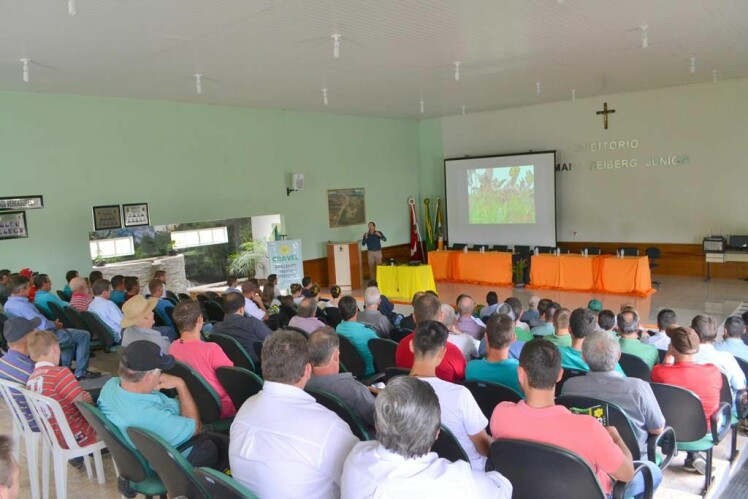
[268,239,304,292]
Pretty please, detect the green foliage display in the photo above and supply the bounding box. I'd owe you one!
[468,165,535,224]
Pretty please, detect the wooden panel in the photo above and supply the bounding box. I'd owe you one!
[350,242,363,289]
[304,243,412,288]
[326,244,337,286]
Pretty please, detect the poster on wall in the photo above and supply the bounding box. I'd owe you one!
[267,239,304,292]
[92,205,122,231]
[328,188,366,228]
[0,211,28,240]
[123,203,150,227]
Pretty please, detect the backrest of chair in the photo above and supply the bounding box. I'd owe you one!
[555,369,586,397]
[556,394,642,460]
[34,304,56,321]
[178,293,192,301]
[216,367,263,410]
[719,372,732,406]
[63,306,88,331]
[586,247,602,255]
[645,247,661,260]
[463,380,523,421]
[322,308,342,329]
[204,291,220,302]
[650,382,708,442]
[283,326,310,338]
[80,311,116,347]
[535,246,554,254]
[451,243,466,250]
[24,388,82,451]
[194,467,259,499]
[56,290,69,301]
[76,402,150,483]
[206,301,225,322]
[336,334,367,378]
[618,246,640,256]
[167,361,221,423]
[0,378,39,434]
[618,353,652,382]
[48,302,73,329]
[305,387,370,441]
[492,245,509,252]
[736,357,748,380]
[384,367,410,383]
[514,245,530,254]
[489,439,605,498]
[389,327,411,343]
[209,333,256,372]
[165,290,179,302]
[431,425,469,463]
[127,427,208,499]
[367,338,398,372]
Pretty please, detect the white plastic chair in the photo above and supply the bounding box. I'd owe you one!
[24,389,106,499]
[0,378,47,499]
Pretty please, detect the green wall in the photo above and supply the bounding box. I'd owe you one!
[0,92,421,284]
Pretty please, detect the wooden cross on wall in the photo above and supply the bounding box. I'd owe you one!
[596,102,616,130]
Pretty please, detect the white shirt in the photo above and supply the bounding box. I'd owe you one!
[642,330,671,350]
[88,296,124,339]
[694,343,747,394]
[419,377,488,470]
[229,381,359,499]
[447,333,479,361]
[244,297,265,321]
[341,441,511,499]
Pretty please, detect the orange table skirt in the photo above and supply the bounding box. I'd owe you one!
[529,254,654,297]
[427,250,513,286]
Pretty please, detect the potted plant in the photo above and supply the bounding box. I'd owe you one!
[512,257,527,287]
[227,240,268,278]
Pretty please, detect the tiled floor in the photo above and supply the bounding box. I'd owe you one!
[6,274,748,498]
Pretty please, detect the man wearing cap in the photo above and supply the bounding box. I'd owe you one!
[120,295,172,354]
[0,317,41,430]
[652,326,722,474]
[3,275,95,380]
[98,341,227,469]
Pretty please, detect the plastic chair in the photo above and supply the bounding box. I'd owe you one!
[322,307,343,329]
[178,293,192,302]
[618,247,640,257]
[488,439,653,499]
[367,338,398,372]
[618,353,652,382]
[535,246,555,254]
[513,245,530,255]
[208,333,257,372]
[205,301,225,322]
[216,367,264,410]
[0,379,46,499]
[492,245,509,252]
[63,306,90,332]
[194,467,259,499]
[56,290,69,301]
[24,389,106,499]
[556,394,676,470]
[463,380,523,422]
[166,361,232,432]
[650,382,731,495]
[34,304,56,322]
[719,371,743,463]
[283,325,310,338]
[337,334,383,385]
[76,402,167,499]
[80,311,118,352]
[48,302,74,329]
[305,387,371,441]
[431,425,469,463]
[586,247,602,255]
[165,290,179,302]
[389,327,411,343]
[450,243,467,250]
[555,369,586,397]
[645,247,661,286]
[127,427,209,499]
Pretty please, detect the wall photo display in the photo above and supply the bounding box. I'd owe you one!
[0,211,28,240]
[123,203,150,227]
[92,205,122,231]
[327,188,366,228]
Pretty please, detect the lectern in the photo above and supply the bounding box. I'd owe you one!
[327,242,363,291]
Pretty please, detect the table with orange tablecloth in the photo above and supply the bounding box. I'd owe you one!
[593,255,654,297]
[427,250,513,285]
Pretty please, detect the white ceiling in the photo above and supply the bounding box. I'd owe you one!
[0,0,746,119]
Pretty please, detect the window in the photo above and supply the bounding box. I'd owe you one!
[90,236,135,259]
[171,226,229,249]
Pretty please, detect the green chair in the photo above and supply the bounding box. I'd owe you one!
[216,366,263,410]
[432,425,469,463]
[209,333,256,372]
[194,467,259,499]
[80,311,119,353]
[167,361,233,432]
[305,387,371,441]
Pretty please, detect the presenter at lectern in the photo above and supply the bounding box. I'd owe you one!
[362,221,387,280]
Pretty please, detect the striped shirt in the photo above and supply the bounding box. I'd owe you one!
[27,362,96,448]
[0,350,38,431]
[69,293,92,312]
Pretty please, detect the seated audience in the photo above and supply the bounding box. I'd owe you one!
[68,277,92,312]
[225,275,241,294]
[341,376,512,498]
[399,291,425,332]
[322,285,343,328]
[121,295,171,353]
[491,339,639,498]
[109,275,126,306]
[562,332,665,486]
[33,274,70,316]
[504,297,530,334]
[289,298,326,334]
[519,295,540,325]
[443,304,478,361]
[587,299,603,315]
[560,308,625,375]
[307,327,376,427]
[410,320,491,470]
[169,300,236,418]
[396,294,467,382]
[618,310,659,368]
[4,275,95,380]
[466,314,523,395]
[211,292,272,363]
[692,314,746,398]
[0,269,10,303]
[148,278,176,330]
[230,330,358,497]
[529,300,557,337]
[336,296,378,376]
[651,326,721,473]
[716,316,748,361]
[326,284,343,307]
[301,276,314,298]
[241,281,267,321]
[455,296,484,340]
[547,308,571,347]
[364,280,397,325]
[153,270,168,292]
[88,271,103,286]
[87,279,123,343]
[479,291,500,322]
[99,341,227,469]
[260,275,277,308]
[62,270,78,300]
[0,317,40,431]
[0,434,19,499]
[598,309,617,336]
[356,287,392,338]
[26,330,98,448]
[290,283,303,305]
[123,276,140,303]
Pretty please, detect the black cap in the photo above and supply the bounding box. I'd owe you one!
[121,340,175,371]
[3,317,41,343]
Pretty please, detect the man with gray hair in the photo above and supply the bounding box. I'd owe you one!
[562,331,666,478]
[230,330,358,498]
[288,298,326,334]
[356,286,392,338]
[617,309,659,368]
[341,376,511,498]
[306,326,376,427]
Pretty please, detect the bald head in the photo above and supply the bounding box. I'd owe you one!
[457,296,475,317]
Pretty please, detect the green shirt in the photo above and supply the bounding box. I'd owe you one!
[619,337,659,368]
[560,346,626,375]
[515,327,534,343]
[465,358,523,396]
[547,334,572,348]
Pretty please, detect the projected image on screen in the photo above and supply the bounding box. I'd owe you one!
[467,165,535,224]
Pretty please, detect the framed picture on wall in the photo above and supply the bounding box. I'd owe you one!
[123,203,150,227]
[328,188,366,228]
[92,205,122,231]
[0,211,28,240]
